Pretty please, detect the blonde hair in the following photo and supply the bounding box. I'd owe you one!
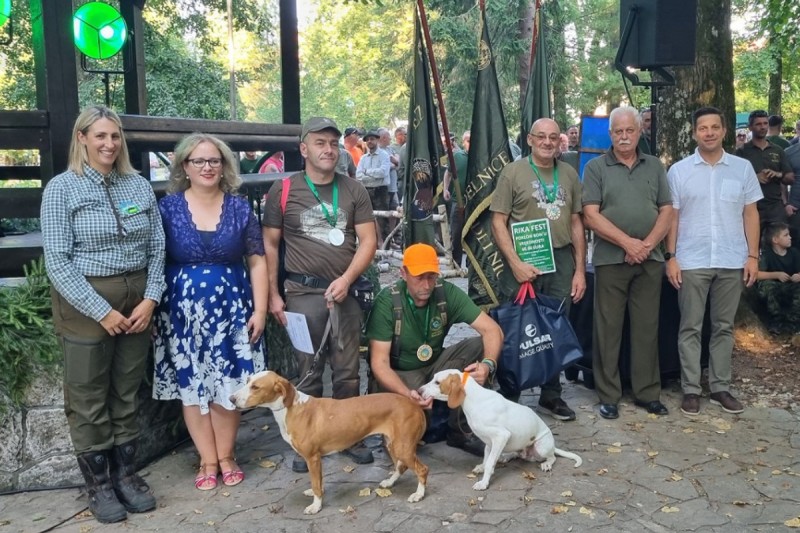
[167,133,242,194]
[68,105,137,176]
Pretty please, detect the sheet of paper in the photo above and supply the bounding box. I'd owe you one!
[283,312,314,354]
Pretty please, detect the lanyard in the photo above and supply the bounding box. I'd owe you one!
[405,292,431,344]
[528,156,559,203]
[303,173,338,227]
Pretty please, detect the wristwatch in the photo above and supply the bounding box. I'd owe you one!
[664,252,675,261]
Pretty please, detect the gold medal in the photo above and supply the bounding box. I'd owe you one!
[545,204,561,220]
[416,344,433,362]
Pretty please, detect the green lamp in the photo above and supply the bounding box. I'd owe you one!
[0,0,11,29]
[72,2,127,59]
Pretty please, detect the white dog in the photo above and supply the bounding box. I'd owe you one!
[419,369,582,490]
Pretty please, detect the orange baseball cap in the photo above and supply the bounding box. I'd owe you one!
[403,244,440,276]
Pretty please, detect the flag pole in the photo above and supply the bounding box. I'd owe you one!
[415,0,463,209]
[529,0,541,75]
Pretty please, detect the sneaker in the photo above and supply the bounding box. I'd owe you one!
[680,394,701,416]
[709,391,744,414]
[291,455,308,473]
[538,398,577,421]
[446,432,485,457]
[341,441,374,464]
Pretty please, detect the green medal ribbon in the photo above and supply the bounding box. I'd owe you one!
[406,291,431,345]
[528,156,559,203]
[303,173,338,227]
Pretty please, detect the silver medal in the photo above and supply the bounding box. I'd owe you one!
[328,228,345,246]
[545,204,561,220]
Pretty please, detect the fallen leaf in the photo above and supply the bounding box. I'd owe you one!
[565,500,577,506]
[222,491,230,497]
[579,506,595,517]
[551,505,569,514]
[711,418,732,431]
[647,451,659,457]
[668,473,683,482]
[206,521,215,526]
[359,488,371,497]
[258,460,276,468]
[79,526,93,533]
[523,495,533,502]
[343,465,355,473]
[785,517,800,527]
[466,473,477,479]
[375,488,392,497]
[683,428,694,433]
[261,424,270,431]
[661,506,680,513]
[561,490,573,497]
[722,453,730,459]
[597,468,609,475]
[468,498,477,507]
[612,442,622,447]
[194,509,203,514]
[772,470,782,475]
[608,511,617,518]
[523,471,537,480]
[732,501,748,506]
[339,505,355,514]
[607,446,622,453]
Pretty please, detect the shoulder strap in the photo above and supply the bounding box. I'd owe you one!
[390,284,403,366]
[434,280,447,326]
[280,177,291,215]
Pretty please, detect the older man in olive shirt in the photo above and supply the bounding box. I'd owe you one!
[582,107,673,420]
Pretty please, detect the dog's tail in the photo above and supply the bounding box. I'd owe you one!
[554,448,583,467]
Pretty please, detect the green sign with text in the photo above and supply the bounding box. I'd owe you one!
[511,218,556,274]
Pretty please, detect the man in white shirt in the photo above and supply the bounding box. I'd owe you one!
[666,106,762,417]
[356,130,391,245]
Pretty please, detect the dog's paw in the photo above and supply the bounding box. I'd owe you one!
[303,500,322,514]
[407,491,424,503]
[540,461,554,472]
[379,478,394,489]
[472,480,489,491]
[472,464,485,474]
[303,488,315,497]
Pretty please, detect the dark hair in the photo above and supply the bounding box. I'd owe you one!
[748,110,768,126]
[691,107,725,130]
[763,222,789,248]
[768,115,784,128]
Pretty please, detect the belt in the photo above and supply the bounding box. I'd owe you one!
[285,272,333,289]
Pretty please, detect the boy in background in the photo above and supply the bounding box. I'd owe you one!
[757,223,800,334]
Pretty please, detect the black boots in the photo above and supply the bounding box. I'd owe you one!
[109,439,157,513]
[76,451,128,524]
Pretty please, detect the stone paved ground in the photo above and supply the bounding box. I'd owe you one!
[3,276,800,532]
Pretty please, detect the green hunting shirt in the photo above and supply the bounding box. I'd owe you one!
[365,279,481,371]
[582,148,671,266]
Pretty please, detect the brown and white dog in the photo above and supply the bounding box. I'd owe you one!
[419,369,582,491]
[230,370,428,514]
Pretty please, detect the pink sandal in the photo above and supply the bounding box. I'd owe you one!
[195,463,218,491]
[219,457,244,487]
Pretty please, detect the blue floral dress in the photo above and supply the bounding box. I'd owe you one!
[153,192,266,413]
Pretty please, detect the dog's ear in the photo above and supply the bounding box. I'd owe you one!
[443,375,466,409]
[275,377,295,408]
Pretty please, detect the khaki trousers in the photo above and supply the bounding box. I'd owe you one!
[51,270,151,454]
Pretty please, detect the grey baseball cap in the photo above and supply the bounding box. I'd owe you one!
[301,117,341,141]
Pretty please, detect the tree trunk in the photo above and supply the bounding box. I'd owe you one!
[657,0,735,167]
[768,45,782,115]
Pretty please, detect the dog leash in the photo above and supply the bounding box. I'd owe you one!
[293,304,336,391]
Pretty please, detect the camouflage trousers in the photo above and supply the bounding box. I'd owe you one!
[756,280,800,332]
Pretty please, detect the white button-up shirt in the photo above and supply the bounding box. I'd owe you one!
[667,149,762,270]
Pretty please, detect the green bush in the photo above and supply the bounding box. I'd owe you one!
[0,259,60,406]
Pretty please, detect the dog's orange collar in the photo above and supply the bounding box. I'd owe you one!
[462,371,469,385]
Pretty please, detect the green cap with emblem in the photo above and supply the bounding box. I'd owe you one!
[301,117,342,141]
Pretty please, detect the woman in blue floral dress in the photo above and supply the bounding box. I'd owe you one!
[153,133,267,490]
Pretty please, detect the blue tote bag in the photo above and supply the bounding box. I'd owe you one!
[490,282,583,396]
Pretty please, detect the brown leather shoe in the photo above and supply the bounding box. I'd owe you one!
[709,391,744,414]
[680,394,700,416]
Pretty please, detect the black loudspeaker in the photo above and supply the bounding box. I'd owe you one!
[619,0,697,69]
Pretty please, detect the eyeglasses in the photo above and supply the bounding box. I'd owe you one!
[187,158,223,168]
[529,133,560,143]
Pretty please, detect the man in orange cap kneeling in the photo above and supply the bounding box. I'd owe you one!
[365,244,503,456]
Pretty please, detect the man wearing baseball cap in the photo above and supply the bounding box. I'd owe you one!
[343,126,363,166]
[365,244,503,456]
[263,116,377,472]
